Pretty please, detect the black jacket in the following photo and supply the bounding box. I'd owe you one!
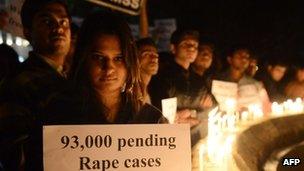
[0,52,66,171]
[44,85,164,125]
[149,60,215,112]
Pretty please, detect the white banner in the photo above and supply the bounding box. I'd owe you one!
[211,80,238,110]
[238,84,261,107]
[43,124,191,171]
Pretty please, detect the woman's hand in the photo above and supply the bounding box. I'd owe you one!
[174,109,200,128]
[200,95,213,109]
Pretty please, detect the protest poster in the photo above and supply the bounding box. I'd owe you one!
[128,23,154,40]
[3,0,24,38]
[44,124,191,171]
[238,84,261,108]
[154,18,176,52]
[211,80,238,111]
[86,0,143,15]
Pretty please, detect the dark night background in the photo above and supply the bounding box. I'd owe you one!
[72,0,304,62]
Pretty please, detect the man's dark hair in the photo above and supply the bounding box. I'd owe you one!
[226,43,251,57]
[199,36,215,51]
[267,57,288,68]
[170,29,199,46]
[21,0,70,29]
[136,37,156,49]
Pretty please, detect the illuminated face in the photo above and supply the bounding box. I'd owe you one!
[193,45,213,70]
[228,49,250,72]
[139,45,159,75]
[269,65,287,81]
[173,37,198,64]
[30,2,71,57]
[87,34,127,94]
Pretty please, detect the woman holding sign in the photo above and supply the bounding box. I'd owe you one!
[42,11,200,170]
[45,11,164,124]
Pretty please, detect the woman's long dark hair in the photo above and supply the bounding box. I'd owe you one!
[70,11,143,115]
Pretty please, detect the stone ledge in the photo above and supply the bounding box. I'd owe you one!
[233,114,304,171]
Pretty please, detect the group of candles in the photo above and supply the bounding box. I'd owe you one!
[271,98,304,116]
[198,97,304,171]
[207,99,265,136]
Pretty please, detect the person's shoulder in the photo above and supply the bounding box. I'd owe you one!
[285,81,302,90]
[213,70,230,81]
[134,103,164,123]
[43,84,88,124]
[150,68,173,86]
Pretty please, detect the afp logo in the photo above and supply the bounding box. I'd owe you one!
[282,158,301,166]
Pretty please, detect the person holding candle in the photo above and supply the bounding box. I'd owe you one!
[285,61,304,99]
[214,45,271,113]
[190,36,219,109]
[255,58,288,102]
[45,11,199,125]
[45,11,166,124]
[149,29,215,115]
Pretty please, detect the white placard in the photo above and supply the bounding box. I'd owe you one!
[238,84,261,107]
[211,80,238,110]
[3,0,24,38]
[161,97,177,124]
[43,124,191,171]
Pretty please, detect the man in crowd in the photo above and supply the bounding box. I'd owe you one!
[285,61,304,99]
[149,29,214,128]
[215,45,270,112]
[0,0,71,170]
[256,58,288,102]
[136,37,159,104]
[190,37,220,90]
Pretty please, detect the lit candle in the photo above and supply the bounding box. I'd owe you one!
[227,115,236,131]
[271,102,284,116]
[283,99,293,114]
[249,104,263,119]
[225,99,236,115]
[235,112,240,124]
[221,114,228,130]
[241,111,249,122]
[293,98,303,114]
[199,145,204,171]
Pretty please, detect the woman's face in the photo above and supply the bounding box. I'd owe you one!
[87,34,127,94]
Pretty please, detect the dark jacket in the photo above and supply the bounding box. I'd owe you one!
[0,52,66,171]
[256,72,286,102]
[44,85,164,125]
[149,60,214,112]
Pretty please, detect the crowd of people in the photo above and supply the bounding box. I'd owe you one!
[0,0,303,170]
